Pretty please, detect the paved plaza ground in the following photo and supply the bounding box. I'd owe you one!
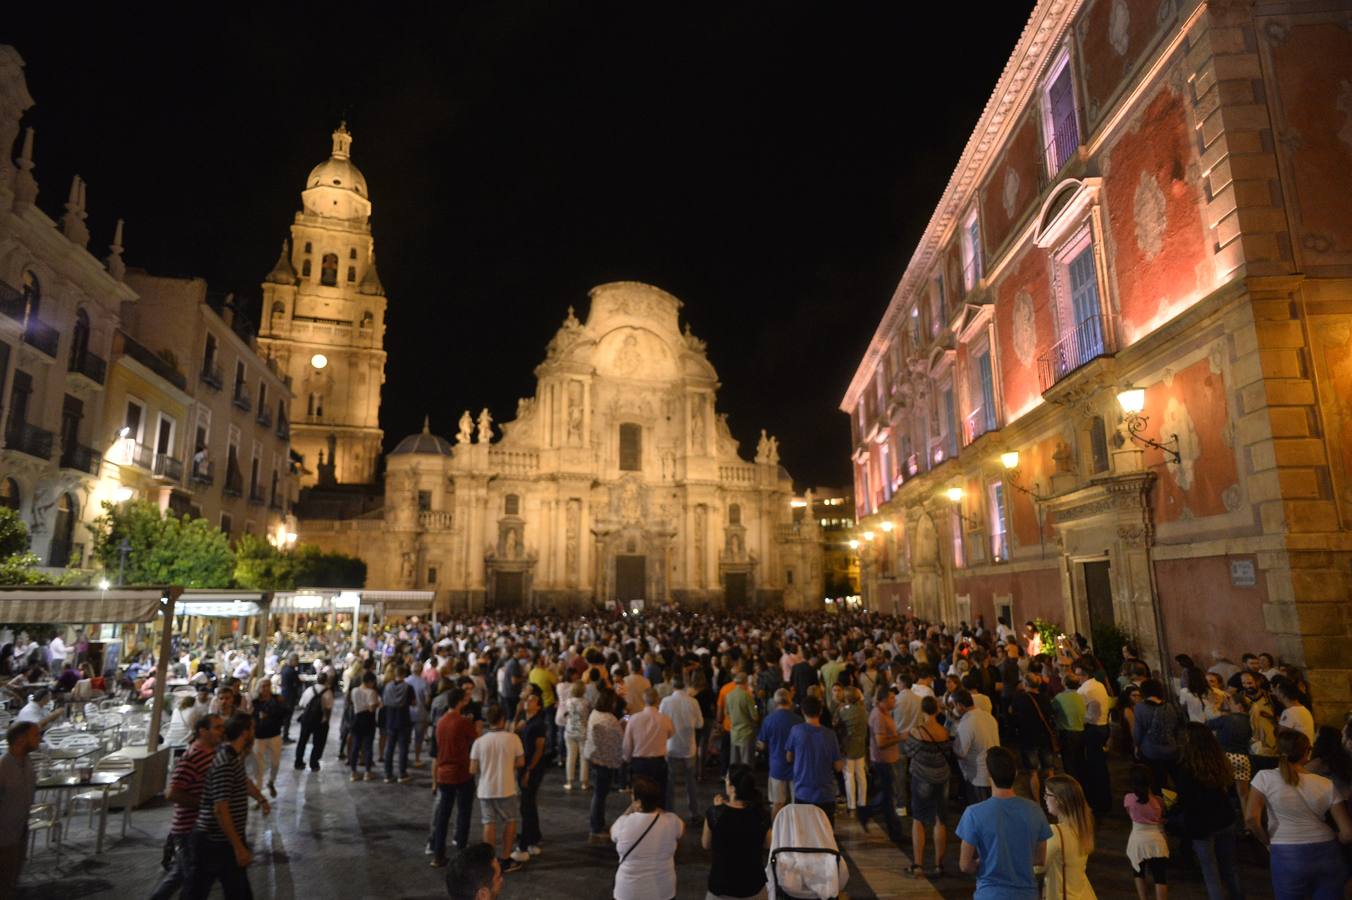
[18,711,1281,899]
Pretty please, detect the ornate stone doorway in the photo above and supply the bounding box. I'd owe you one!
[724,572,749,607]
[491,571,525,609]
[615,555,646,602]
[1082,559,1115,635]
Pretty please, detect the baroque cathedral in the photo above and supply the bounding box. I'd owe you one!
[275,127,821,613]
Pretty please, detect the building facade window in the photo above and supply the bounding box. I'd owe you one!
[307,392,323,417]
[961,209,982,291]
[0,478,19,510]
[1053,225,1108,371]
[728,503,741,526]
[301,259,312,278]
[418,490,432,512]
[618,422,642,471]
[504,494,520,516]
[1041,48,1080,176]
[320,253,338,286]
[930,274,945,335]
[988,481,1008,562]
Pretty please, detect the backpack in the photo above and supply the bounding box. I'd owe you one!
[300,687,327,727]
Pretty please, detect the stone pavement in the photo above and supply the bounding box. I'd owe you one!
[17,722,1279,900]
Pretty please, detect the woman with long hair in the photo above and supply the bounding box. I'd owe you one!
[1042,774,1096,899]
[586,688,625,844]
[1132,679,1181,792]
[1175,723,1243,900]
[702,763,772,900]
[902,695,953,879]
[1246,730,1352,899]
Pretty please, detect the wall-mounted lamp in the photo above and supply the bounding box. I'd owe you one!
[861,530,875,542]
[1117,386,1181,464]
[847,539,861,550]
[999,450,1049,501]
[111,486,135,503]
[879,520,894,533]
[943,486,980,528]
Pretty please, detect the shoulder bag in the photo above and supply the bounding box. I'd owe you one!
[620,812,661,864]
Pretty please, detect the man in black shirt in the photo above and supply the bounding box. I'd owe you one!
[513,693,549,859]
[279,654,301,744]
[185,712,270,900]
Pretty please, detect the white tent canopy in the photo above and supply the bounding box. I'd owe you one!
[176,589,269,619]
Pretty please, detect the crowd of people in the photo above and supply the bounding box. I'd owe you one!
[4,609,1352,899]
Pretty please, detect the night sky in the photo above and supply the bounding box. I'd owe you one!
[11,5,1032,490]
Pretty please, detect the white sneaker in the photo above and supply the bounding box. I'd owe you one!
[527,845,542,857]
[563,783,573,791]
[509,849,531,863]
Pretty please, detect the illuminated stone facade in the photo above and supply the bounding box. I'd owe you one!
[301,282,822,613]
[257,125,387,487]
[842,0,1352,722]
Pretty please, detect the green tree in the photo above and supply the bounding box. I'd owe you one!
[233,534,366,590]
[89,500,234,587]
[0,507,49,586]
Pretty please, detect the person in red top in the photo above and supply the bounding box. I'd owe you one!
[150,713,224,900]
[430,688,481,868]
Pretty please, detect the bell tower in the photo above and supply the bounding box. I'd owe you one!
[257,124,387,486]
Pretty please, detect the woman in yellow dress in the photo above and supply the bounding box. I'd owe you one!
[1042,774,1097,899]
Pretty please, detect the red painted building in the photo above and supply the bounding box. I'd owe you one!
[842,0,1352,723]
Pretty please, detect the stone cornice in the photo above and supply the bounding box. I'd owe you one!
[841,0,1081,413]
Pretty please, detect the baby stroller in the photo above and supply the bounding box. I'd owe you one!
[766,803,849,900]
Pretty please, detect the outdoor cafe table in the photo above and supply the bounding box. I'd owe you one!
[44,745,101,762]
[35,769,133,853]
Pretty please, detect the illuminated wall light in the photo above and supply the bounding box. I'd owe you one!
[790,499,807,508]
[112,486,135,503]
[880,520,893,532]
[1000,451,1020,470]
[1117,387,1146,414]
[848,539,860,550]
[862,530,875,541]
[945,486,964,503]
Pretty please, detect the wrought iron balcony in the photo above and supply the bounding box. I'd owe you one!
[118,440,153,470]
[1037,314,1119,393]
[191,459,214,485]
[21,316,59,357]
[255,406,272,428]
[200,361,223,390]
[232,388,252,412]
[152,454,184,482]
[223,468,244,497]
[4,422,54,460]
[275,419,290,441]
[59,443,102,475]
[963,405,998,447]
[68,350,107,385]
[1041,111,1081,186]
[247,486,266,506]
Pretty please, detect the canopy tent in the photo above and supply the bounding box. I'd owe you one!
[0,586,180,746]
[360,590,436,619]
[269,589,434,617]
[176,590,270,619]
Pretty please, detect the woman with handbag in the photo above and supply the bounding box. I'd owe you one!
[611,774,684,900]
[1042,774,1096,899]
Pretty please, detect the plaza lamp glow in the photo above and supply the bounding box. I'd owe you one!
[1116,385,1181,464]
[861,530,875,542]
[847,539,860,550]
[880,520,894,533]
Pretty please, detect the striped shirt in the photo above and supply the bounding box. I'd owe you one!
[169,743,215,835]
[195,744,249,842]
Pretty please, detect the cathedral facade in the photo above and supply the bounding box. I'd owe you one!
[300,281,822,613]
[256,124,387,487]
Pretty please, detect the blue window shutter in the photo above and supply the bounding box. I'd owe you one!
[978,352,996,431]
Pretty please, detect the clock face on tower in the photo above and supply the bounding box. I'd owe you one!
[257,124,387,488]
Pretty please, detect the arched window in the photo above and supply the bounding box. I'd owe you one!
[301,259,312,278]
[303,241,312,254]
[307,392,324,417]
[270,301,285,320]
[70,308,91,369]
[320,253,338,286]
[359,311,374,329]
[619,423,641,471]
[728,503,741,526]
[348,248,357,259]
[0,478,19,511]
[346,266,356,283]
[504,494,520,516]
[21,270,40,315]
[49,493,75,566]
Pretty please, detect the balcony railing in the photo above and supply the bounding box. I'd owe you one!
[248,486,266,506]
[1042,111,1081,185]
[275,419,290,441]
[963,405,998,447]
[68,350,107,385]
[59,443,102,475]
[117,332,187,390]
[232,388,252,412]
[223,468,244,497]
[152,454,184,482]
[418,510,454,530]
[191,459,214,485]
[1037,314,1118,393]
[4,422,54,460]
[255,406,272,428]
[200,361,223,390]
[116,440,154,470]
[21,316,59,357]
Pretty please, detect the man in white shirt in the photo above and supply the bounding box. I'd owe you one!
[659,677,703,822]
[469,704,525,871]
[1073,663,1113,816]
[47,635,68,667]
[1273,680,1315,741]
[911,670,936,699]
[952,690,1000,801]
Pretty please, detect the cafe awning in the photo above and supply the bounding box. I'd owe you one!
[0,586,170,624]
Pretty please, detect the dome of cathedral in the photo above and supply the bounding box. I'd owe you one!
[390,417,453,456]
[305,123,367,198]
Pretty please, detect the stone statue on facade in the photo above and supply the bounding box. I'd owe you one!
[755,430,770,463]
[457,411,473,445]
[767,435,780,466]
[476,408,493,444]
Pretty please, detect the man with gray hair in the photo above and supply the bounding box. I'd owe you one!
[622,686,674,801]
[757,687,803,818]
[659,676,704,823]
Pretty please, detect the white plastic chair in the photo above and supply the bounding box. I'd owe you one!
[28,802,62,855]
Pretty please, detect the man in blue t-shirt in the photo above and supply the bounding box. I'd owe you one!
[757,688,804,817]
[956,746,1052,899]
[785,695,844,823]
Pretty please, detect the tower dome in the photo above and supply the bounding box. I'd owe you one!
[301,123,371,219]
[390,417,453,457]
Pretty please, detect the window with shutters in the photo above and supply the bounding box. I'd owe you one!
[619,422,641,471]
[504,494,519,516]
[1041,49,1080,177]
